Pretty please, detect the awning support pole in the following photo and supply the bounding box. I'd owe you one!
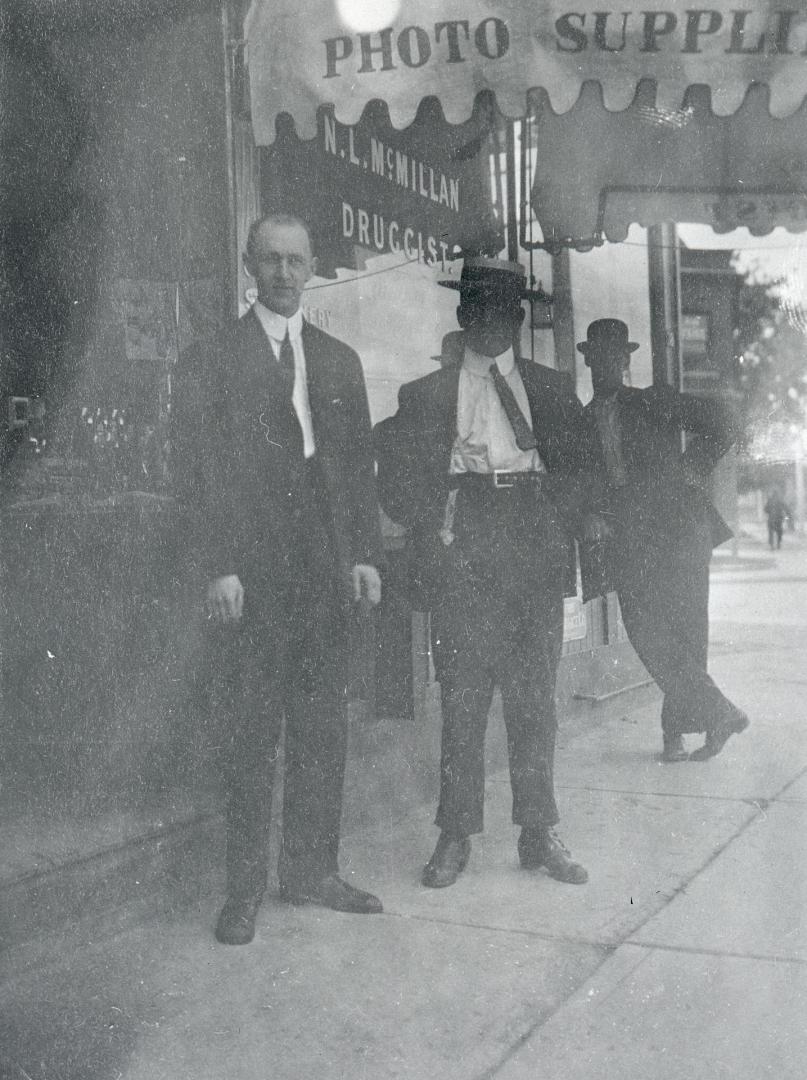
[505,121,518,261]
[552,248,575,380]
[647,223,682,390]
[222,0,242,319]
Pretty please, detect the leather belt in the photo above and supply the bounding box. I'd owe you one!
[452,470,543,490]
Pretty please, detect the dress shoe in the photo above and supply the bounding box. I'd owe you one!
[690,709,749,761]
[279,873,383,914]
[421,833,471,888]
[658,734,689,763]
[215,895,261,945]
[518,828,588,884]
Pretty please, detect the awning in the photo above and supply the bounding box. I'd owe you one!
[529,81,807,246]
[247,0,807,137]
[245,0,807,246]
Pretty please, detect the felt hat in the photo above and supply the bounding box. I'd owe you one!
[576,318,640,356]
[431,330,465,365]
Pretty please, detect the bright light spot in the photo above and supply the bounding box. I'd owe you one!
[336,0,400,32]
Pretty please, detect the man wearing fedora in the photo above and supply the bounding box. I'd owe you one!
[375,256,597,889]
[578,318,748,762]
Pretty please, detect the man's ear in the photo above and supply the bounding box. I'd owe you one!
[516,305,526,326]
[310,254,319,279]
[456,305,469,329]
[243,252,254,279]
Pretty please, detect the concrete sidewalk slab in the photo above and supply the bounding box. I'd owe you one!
[330,768,755,950]
[631,799,807,962]
[706,662,807,710]
[708,622,807,665]
[552,711,791,804]
[777,772,807,802]
[0,787,215,886]
[493,943,807,1080]
[0,522,803,1080]
[710,606,807,627]
[0,893,605,1080]
[0,747,763,1080]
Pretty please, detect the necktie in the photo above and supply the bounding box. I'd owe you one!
[594,398,627,487]
[277,329,295,392]
[488,364,537,451]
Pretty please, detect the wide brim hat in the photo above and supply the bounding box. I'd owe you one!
[577,318,640,356]
[431,330,465,364]
[439,256,533,300]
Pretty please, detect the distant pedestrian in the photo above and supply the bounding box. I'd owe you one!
[578,318,749,763]
[764,488,790,549]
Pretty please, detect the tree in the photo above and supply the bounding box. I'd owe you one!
[732,258,807,430]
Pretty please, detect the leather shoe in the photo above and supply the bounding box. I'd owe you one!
[215,895,261,945]
[658,734,689,763]
[279,874,383,914]
[422,833,471,888]
[690,709,749,761]
[518,828,588,884]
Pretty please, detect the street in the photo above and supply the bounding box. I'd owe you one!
[1,522,805,1080]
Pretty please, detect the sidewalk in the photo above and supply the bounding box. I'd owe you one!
[1,527,805,1080]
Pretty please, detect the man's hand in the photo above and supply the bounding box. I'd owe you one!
[207,574,244,623]
[582,513,613,544]
[351,564,382,606]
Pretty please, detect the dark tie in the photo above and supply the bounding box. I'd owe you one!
[277,330,295,391]
[489,364,537,451]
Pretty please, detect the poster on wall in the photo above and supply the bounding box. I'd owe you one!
[563,594,588,642]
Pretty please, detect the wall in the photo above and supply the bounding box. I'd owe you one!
[50,9,229,425]
[1,9,229,822]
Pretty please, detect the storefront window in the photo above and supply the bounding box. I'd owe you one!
[681,311,718,393]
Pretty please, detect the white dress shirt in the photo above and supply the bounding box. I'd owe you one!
[253,302,316,458]
[449,345,543,474]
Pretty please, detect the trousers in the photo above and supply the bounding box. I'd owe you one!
[615,531,736,737]
[209,459,349,901]
[430,483,566,837]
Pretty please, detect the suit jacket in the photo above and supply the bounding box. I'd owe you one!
[579,384,739,600]
[374,355,590,609]
[173,309,382,602]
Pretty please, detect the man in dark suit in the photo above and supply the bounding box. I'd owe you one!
[174,213,383,944]
[375,257,595,890]
[578,318,748,763]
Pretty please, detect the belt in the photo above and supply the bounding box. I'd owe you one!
[451,470,543,490]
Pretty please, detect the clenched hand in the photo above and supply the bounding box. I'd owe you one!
[351,564,382,606]
[207,574,244,623]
